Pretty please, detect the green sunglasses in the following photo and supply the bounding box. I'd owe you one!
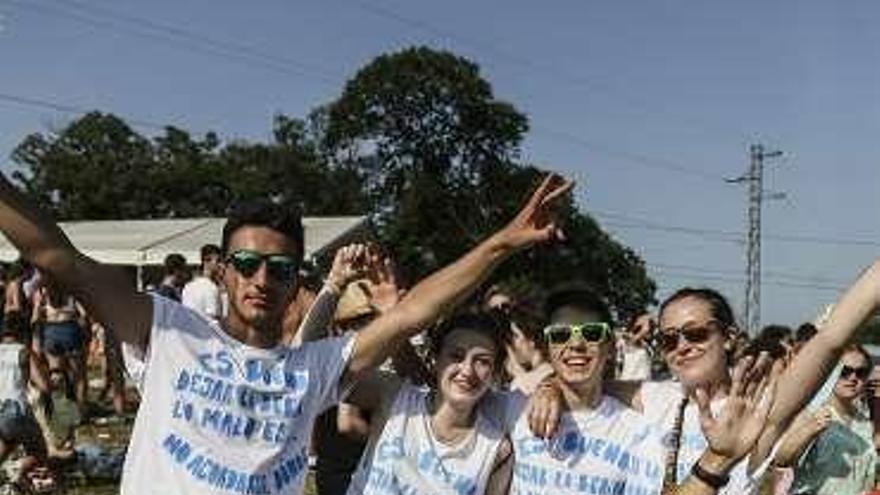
[225,249,299,282]
[543,322,612,345]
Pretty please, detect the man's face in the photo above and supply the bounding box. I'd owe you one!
[222,226,300,332]
[546,305,611,389]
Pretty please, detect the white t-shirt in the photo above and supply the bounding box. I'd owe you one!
[639,380,768,495]
[347,382,504,495]
[618,342,652,381]
[495,391,663,495]
[121,296,354,495]
[0,342,26,407]
[182,276,223,321]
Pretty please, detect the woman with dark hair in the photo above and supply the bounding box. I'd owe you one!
[774,345,876,494]
[344,312,512,495]
[578,261,880,495]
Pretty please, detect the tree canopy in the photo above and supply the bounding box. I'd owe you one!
[9,46,656,320]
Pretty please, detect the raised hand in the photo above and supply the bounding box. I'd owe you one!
[363,250,403,314]
[326,243,371,293]
[809,406,834,434]
[696,353,781,464]
[496,174,574,251]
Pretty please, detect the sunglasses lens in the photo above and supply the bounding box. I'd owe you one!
[582,323,608,342]
[545,325,573,345]
[659,333,679,352]
[841,366,870,380]
[229,251,262,278]
[682,327,711,345]
[266,256,298,282]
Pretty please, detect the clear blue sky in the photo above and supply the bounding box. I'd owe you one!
[1,0,878,327]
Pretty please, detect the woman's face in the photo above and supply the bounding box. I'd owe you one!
[834,350,871,403]
[435,328,498,407]
[659,296,730,389]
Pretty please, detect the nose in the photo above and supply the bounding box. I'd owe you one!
[250,261,270,288]
[458,358,478,379]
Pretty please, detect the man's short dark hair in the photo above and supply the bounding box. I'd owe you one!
[200,244,222,264]
[163,253,187,276]
[544,285,613,325]
[222,200,304,263]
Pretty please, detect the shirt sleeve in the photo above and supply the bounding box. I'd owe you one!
[291,285,340,347]
[302,333,356,412]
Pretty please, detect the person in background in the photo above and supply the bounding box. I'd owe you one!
[181,244,223,322]
[0,311,47,492]
[774,345,876,494]
[152,253,189,302]
[32,365,80,468]
[31,275,89,412]
[617,312,654,381]
[4,261,30,319]
[793,322,818,354]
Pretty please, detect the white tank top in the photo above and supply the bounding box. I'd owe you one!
[347,382,504,495]
[0,342,27,407]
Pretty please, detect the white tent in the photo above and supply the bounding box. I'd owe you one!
[0,216,367,265]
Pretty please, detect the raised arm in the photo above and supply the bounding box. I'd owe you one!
[0,175,151,348]
[753,259,880,461]
[345,174,573,380]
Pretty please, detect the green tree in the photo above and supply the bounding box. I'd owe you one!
[325,46,655,318]
[12,112,157,219]
[11,112,367,220]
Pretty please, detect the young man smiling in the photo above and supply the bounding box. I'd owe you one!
[0,171,572,495]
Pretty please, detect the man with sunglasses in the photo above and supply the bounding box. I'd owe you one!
[0,170,572,495]
[488,287,774,495]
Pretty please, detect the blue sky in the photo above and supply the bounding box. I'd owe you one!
[1,0,878,327]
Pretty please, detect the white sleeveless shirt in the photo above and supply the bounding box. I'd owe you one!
[0,342,26,407]
[640,380,773,495]
[347,382,505,495]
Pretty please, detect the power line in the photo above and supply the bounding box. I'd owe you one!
[648,262,849,287]
[652,269,846,292]
[533,126,728,183]
[350,0,752,144]
[10,0,340,84]
[12,0,739,185]
[0,92,171,131]
[592,210,880,248]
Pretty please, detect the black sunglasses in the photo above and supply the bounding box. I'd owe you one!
[225,250,298,282]
[656,321,722,353]
[840,365,871,381]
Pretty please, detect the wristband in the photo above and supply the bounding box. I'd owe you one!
[691,461,730,489]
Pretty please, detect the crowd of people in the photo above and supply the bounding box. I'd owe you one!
[0,172,875,495]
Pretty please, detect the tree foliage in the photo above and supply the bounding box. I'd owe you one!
[11,112,365,220]
[8,46,656,319]
[324,46,655,319]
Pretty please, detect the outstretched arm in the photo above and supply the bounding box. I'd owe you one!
[753,260,880,462]
[345,174,573,381]
[0,175,151,348]
[772,408,831,467]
